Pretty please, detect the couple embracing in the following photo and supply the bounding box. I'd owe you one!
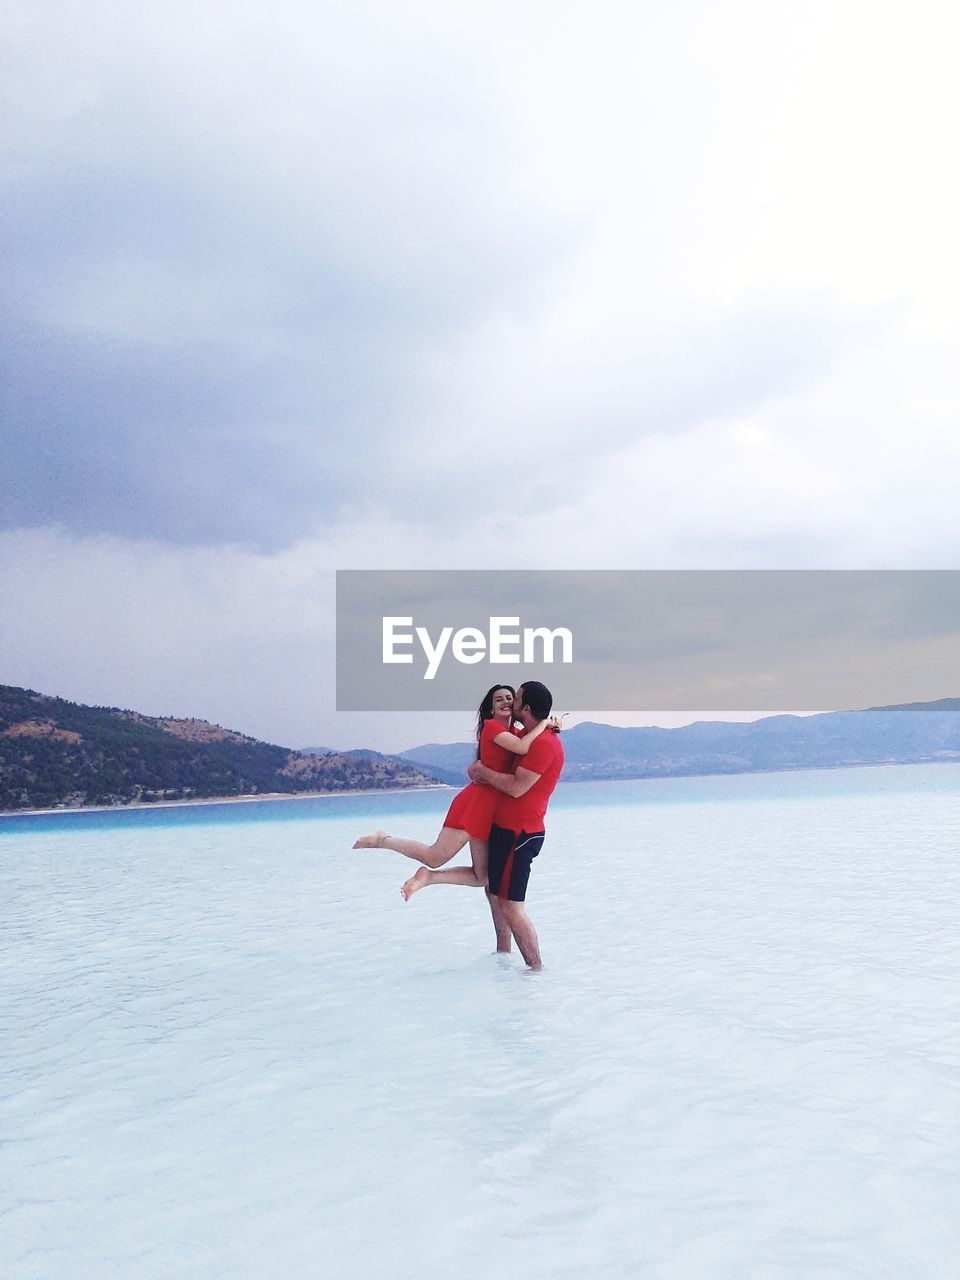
[354,681,564,969]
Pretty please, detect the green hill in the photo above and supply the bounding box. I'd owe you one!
[0,685,440,811]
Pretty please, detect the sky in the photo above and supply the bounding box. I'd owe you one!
[3,0,959,753]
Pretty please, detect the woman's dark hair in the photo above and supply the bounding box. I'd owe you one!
[475,685,515,758]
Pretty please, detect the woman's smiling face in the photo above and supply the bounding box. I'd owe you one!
[491,687,514,720]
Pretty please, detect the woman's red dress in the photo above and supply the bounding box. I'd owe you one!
[442,718,518,841]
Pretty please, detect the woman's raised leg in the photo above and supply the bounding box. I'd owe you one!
[353,825,468,868]
[400,837,488,901]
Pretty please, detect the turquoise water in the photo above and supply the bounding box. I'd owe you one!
[3,758,957,835]
[2,764,958,1279]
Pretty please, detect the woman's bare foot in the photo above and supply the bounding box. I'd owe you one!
[401,867,431,901]
[353,830,388,849]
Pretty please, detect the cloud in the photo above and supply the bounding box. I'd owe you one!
[3,1,960,748]
[0,526,335,740]
[9,1,958,554]
[2,1,572,546]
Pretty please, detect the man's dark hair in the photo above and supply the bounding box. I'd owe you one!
[517,680,553,720]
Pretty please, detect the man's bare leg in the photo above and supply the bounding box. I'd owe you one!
[498,899,542,969]
[486,890,514,954]
[353,826,468,867]
[402,839,488,901]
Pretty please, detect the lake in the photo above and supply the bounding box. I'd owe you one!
[2,764,958,1278]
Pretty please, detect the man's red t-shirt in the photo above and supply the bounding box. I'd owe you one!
[494,728,564,832]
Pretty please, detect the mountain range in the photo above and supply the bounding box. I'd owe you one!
[0,685,439,811]
[399,700,960,783]
[3,683,957,813]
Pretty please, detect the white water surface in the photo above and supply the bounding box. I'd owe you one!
[2,765,959,1279]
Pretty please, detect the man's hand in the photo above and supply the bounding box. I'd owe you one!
[467,761,489,784]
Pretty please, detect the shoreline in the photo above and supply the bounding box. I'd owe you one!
[3,757,957,820]
[0,783,454,820]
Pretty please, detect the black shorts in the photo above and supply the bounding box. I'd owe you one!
[487,824,545,902]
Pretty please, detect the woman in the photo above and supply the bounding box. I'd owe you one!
[352,684,556,900]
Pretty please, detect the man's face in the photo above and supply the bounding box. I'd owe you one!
[513,686,527,722]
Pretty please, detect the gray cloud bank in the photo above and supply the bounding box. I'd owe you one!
[4,1,915,552]
[3,2,568,545]
[3,1,959,748]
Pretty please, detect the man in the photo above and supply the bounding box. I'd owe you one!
[466,680,564,969]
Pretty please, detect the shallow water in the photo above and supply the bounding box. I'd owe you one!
[2,765,959,1278]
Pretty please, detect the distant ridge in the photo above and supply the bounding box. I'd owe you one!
[0,685,440,812]
[400,700,960,783]
[6,685,956,813]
